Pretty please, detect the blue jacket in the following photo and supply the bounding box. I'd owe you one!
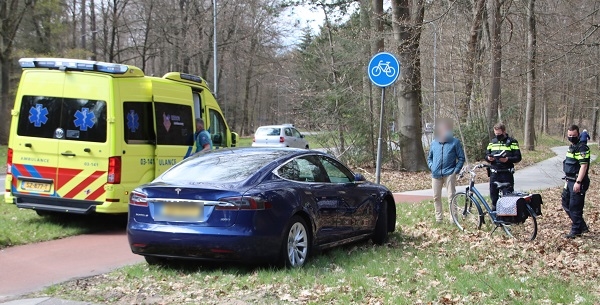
[428,137,466,178]
[580,130,590,142]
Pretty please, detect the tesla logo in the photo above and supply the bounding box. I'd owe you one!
[174,188,181,195]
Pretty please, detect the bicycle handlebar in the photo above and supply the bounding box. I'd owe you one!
[459,164,490,179]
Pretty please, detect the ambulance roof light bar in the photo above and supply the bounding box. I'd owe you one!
[19,58,129,74]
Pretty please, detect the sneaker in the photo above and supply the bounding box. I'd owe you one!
[565,232,582,239]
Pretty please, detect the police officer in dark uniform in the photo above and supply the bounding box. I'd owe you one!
[485,123,522,209]
[562,124,591,239]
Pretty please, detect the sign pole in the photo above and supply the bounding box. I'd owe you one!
[375,87,385,184]
[367,52,400,184]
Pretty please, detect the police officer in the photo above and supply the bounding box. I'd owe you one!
[485,123,522,209]
[562,124,590,239]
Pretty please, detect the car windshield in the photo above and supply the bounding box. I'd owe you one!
[158,150,289,183]
[256,127,281,136]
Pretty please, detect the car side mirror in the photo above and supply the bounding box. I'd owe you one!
[300,134,305,138]
[354,173,365,182]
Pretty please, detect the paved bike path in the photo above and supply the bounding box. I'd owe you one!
[0,230,141,303]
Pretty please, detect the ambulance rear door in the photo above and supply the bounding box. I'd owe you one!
[151,80,195,177]
[55,73,111,203]
[10,71,63,197]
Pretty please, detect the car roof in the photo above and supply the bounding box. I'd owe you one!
[204,147,320,159]
[256,125,295,129]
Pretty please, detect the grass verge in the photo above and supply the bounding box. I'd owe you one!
[0,200,126,249]
[36,164,600,304]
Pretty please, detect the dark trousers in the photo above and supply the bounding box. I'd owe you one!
[561,179,589,234]
[490,172,514,208]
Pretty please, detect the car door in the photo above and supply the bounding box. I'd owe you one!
[284,128,298,148]
[291,128,306,149]
[151,80,195,176]
[319,156,377,235]
[276,155,341,244]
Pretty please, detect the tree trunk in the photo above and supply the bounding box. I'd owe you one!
[0,0,33,144]
[391,0,428,172]
[361,0,375,164]
[81,0,87,49]
[462,0,486,122]
[486,0,502,137]
[593,74,599,141]
[523,0,536,150]
[90,0,97,60]
[241,37,258,136]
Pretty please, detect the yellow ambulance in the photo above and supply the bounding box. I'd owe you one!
[5,58,237,214]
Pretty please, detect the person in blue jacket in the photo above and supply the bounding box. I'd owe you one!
[427,119,466,223]
[580,129,590,145]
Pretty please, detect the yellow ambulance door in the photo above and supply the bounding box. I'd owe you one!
[55,73,111,202]
[119,79,156,191]
[9,71,63,197]
[151,80,195,176]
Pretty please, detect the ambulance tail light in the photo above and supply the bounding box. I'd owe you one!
[108,156,121,184]
[6,148,12,175]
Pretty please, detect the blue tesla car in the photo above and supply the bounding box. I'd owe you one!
[127,148,396,267]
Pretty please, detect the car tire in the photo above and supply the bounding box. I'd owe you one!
[280,215,310,268]
[372,200,389,245]
[144,256,166,266]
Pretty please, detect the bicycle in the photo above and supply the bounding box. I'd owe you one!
[371,60,396,77]
[449,164,539,241]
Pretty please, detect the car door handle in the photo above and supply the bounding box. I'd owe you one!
[84,148,91,153]
[370,193,377,197]
[61,152,76,157]
[24,143,32,148]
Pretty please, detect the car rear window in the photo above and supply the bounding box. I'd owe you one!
[256,127,281,136]
[159,150,289,183]
[17,95,107,142]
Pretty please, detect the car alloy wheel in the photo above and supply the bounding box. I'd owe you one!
[287,219,309,267]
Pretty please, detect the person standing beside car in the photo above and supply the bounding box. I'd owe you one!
[485,123,521,209]
[562,125,590,239]
[427,119,466,223]
[195,118,213,153]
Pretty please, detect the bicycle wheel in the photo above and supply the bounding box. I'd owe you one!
[450,192,483,232]
[502,205,538,241]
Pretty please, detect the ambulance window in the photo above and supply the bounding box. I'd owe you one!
[61,98,107,142]
[123,102,155,144]
[17,96,62,139]
[209,109,227,147]
[154,102,194,146]
[193,92,202,119]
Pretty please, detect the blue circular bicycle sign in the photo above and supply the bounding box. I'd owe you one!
[368,52,400,88]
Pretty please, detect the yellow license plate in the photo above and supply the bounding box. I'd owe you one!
[161,204,202,218]
[21,181,52,192]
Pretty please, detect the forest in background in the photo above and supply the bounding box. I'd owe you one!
[0,0,598,171]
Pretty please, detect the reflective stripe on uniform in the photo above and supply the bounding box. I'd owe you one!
[486,143,518,151]
[566,149,591,163]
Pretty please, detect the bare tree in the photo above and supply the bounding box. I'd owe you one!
[391,0,428,171]
[486,0,504,135]
[523,0,536,150]
[462,0,486,122]
[0,0,34,143]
